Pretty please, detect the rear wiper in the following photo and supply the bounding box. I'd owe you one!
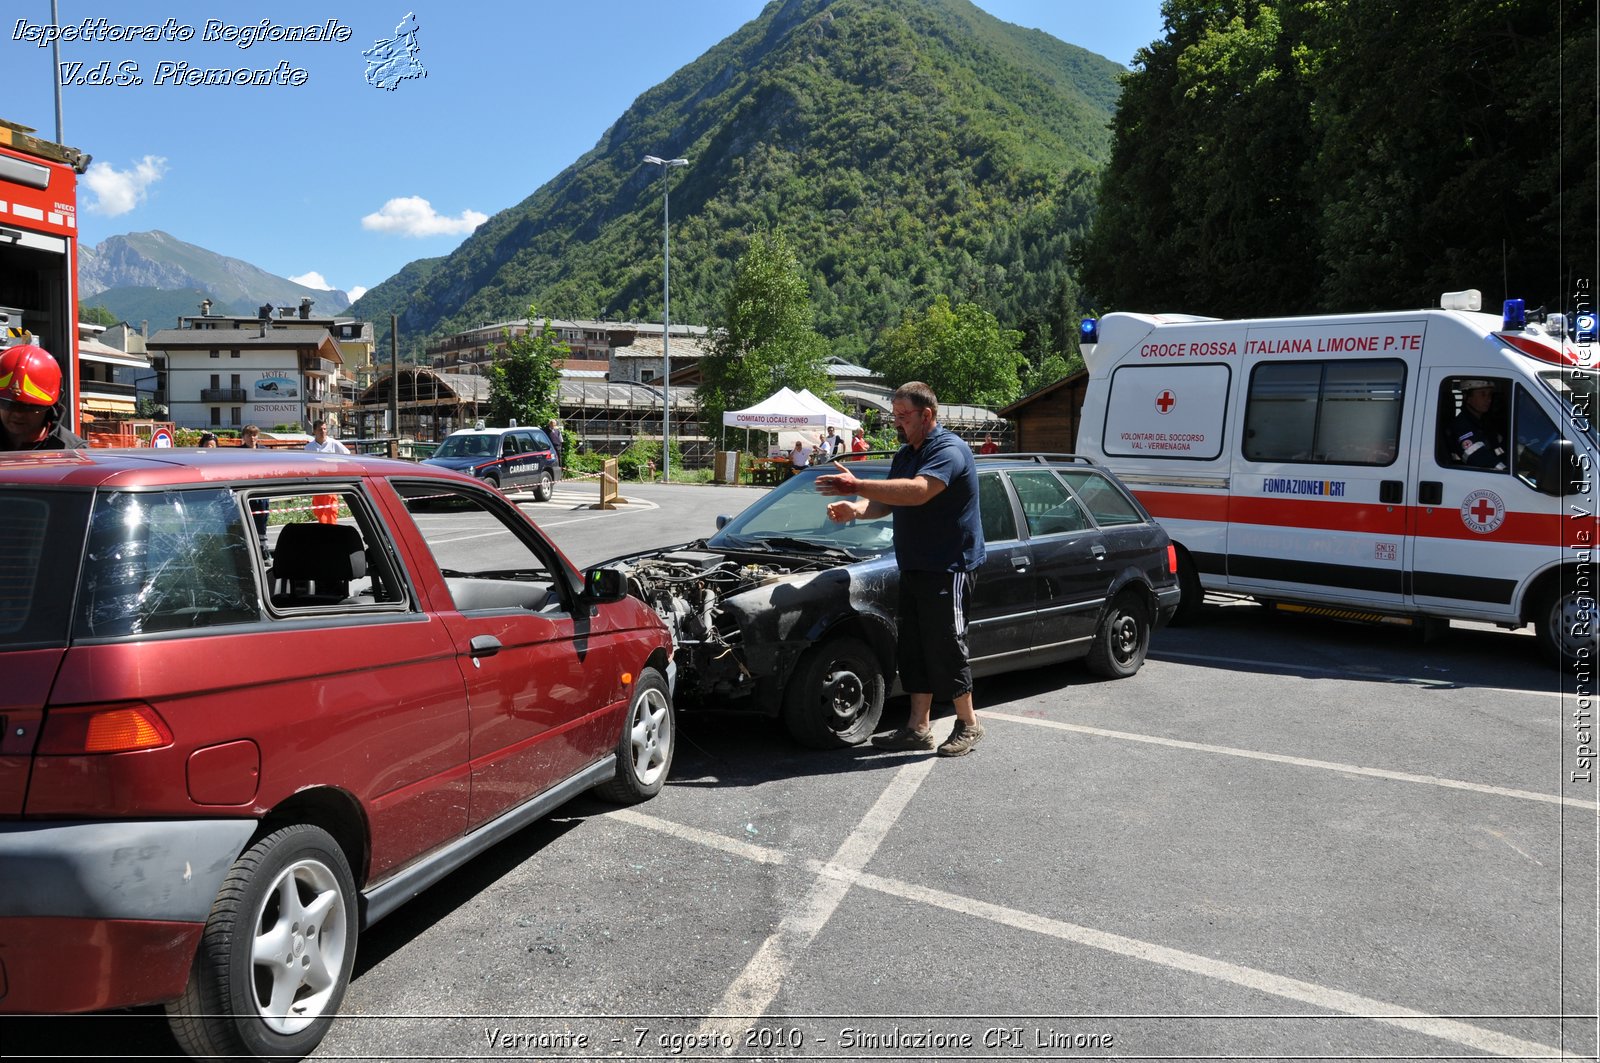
[756,536,854,559]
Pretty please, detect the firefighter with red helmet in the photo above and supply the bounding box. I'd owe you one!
[0,343,85,451]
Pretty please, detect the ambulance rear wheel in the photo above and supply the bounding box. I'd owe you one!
[1536,588,1593,668]
[1171,549,1204,626]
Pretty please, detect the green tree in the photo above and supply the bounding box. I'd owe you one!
[697,231,833,432]
[487,306,566,428]
[1021,352,1080,396]
[873,295,1026,408]
[81,304,119,327]
[1080,0,1589,316]
[1312,0,1588,310]
[1079,0,1324,317]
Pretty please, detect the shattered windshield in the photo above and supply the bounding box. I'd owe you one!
[709,465,894,558]
[1538,369,1600,449]
[76,488,261,637]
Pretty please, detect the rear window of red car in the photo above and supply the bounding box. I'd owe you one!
[0,490,91,648]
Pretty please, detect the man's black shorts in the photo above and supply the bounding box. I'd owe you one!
[897,569,974,701]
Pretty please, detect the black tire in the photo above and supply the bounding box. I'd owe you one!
[534,471,554,502]
[781,635,886,748]
[166,824,357,1062]
[1086,591,1151,679]
[1536,587,1595,669]
[595,668,674,803]
[483,472,502,491]
[1170,548,1204,626]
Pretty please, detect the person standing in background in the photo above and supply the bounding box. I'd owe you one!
[304,420,350,454]
[546,418,565,469]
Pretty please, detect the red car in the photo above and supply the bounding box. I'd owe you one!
[0,449,675,1060]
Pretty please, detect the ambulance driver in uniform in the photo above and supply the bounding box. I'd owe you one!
[1451,378,1507,471]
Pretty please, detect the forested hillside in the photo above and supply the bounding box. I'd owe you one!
[1080,0,1595,318]
[350,0,1125,364]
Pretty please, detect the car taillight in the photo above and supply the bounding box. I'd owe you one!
[37,702,173,754]
[1167,544,1178,574]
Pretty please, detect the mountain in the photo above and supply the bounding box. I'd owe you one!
[79,231,351,326]
[351,0,1126,364]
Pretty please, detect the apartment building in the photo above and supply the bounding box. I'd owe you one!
[148,298,374,432]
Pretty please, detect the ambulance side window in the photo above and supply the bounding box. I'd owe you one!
[1317,361,1405,464]
[1243,359,1404,465]
[1243,363,1320,461]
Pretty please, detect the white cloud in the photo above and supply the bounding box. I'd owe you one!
[361,195,487,237]
[289,271,333,290]
[348,286,368,302]
[83,155,167,216]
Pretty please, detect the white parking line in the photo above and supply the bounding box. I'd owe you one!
[536,507,656,528]
[682,758,936,1048]
[848,870,1578,1060]
[609,808,1575,1060]
[981,711,1600,812]
[1156,649,1575,699]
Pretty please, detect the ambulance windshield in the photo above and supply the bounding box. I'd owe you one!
[1538,369,1600,448]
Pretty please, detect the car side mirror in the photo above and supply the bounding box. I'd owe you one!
[715,514,731,530]
[582,565,628,604]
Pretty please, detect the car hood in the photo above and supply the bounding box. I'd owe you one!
[421,454,486,472]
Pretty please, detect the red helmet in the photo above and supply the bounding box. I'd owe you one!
[0,344,63,406]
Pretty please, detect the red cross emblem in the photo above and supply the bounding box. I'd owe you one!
[1459,489,1505,535]
[1155,390,1176,414]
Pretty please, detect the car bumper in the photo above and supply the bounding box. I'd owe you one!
[0,818,255,1012]
[672,638,804,713]
[0,916,204,1012]
[1155,584,1182,629]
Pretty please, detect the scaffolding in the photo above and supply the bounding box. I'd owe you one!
[352,368,713,463]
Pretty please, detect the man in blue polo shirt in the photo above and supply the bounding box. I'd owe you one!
[816,381,987,756]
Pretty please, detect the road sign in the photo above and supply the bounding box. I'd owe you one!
[151,427,173,448]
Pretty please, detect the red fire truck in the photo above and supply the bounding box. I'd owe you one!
[0,118,90,434]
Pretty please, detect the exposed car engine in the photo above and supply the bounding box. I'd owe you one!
[620,549,826,646]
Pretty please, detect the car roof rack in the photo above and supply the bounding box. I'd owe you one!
[974,452,1100,466]
[831,451,1101,467]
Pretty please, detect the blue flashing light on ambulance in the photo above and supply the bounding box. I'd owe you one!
[1073,289,1598,667]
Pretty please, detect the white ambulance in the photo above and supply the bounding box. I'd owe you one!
[1073,291,1599,666]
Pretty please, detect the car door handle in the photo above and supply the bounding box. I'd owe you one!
[1419,481,1443,505]
[1011,555,1031,570]
[1091,544,1107,560]
[469,634,502,659]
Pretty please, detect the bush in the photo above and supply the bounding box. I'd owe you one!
[566,449,607,475]
[616,437,685,481]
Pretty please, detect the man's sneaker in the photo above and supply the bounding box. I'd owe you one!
[938,720,986,757]
[872,726,936,751]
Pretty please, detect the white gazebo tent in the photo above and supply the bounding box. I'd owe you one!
[722,387,824,431]
[795,389,861,432]
[721,386,860,454]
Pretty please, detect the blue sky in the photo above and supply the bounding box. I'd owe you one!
[6,1,1165,304]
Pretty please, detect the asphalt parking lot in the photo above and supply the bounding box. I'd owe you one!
[9,481,1597,1061]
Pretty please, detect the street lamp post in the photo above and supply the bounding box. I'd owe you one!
[644,154,687,481]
